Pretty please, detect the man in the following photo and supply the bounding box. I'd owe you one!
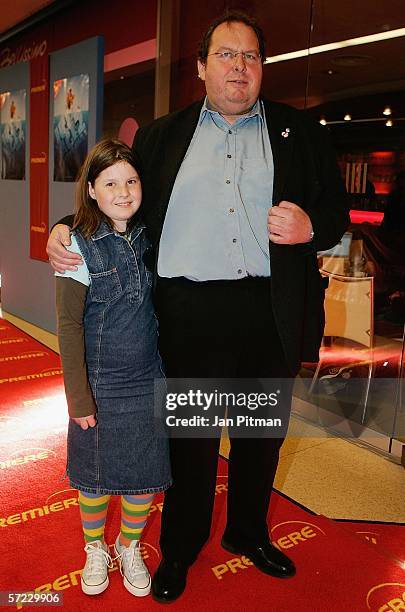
[47,11,349,603]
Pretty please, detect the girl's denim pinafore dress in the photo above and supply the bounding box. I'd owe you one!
[66,221,172,495]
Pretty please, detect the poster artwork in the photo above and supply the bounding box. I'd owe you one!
[53,74,89,181]
[0,89,26,180]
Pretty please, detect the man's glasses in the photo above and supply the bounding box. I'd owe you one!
[208,50,261,64]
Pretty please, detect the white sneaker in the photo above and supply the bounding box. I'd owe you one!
[81,540,112,595]
[114,535,151,597]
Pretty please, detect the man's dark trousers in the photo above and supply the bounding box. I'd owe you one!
[155,275,294,566]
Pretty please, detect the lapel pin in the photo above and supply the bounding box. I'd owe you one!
[281,128,291,138]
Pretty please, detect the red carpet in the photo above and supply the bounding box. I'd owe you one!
[1,318,404,611]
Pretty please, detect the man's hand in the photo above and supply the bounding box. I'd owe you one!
[46,224,83,273]
[268,201,313,244]
[72,414,97,430]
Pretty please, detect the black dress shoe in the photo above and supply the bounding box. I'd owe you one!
[221,536,296,578]
[151,559,189,603]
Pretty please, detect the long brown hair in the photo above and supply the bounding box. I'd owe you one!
[73,139,141,238]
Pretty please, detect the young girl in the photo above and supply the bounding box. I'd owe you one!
[55,139,171,597]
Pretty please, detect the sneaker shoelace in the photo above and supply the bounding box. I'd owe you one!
[117,543,147,578]
[84,543,113,574]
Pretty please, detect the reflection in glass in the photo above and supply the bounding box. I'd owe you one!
[295,1,405,457]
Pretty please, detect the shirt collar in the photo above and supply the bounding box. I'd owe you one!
[199,96,263,127]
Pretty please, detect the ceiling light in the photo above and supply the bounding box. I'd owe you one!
[386,119,393,127]
[120,75,125,80]
[344,114,352,121]
[321,68,340,76]
[263,27,405,64]
[383,107,392,116]
[319,118,327,125]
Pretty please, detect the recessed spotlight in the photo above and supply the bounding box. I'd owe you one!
[386,119,393,127]
[319,118,327,125]
[120,75,125,80]
[344,114,352,121]
[383,106,392,116]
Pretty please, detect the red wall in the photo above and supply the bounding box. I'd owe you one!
[0,0,157,68]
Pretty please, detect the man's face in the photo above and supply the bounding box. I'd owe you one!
[197,21,263,120]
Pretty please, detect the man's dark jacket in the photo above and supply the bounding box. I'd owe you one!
[133,98,350,375]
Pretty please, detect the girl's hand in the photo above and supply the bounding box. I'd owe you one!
[72,414,97,430]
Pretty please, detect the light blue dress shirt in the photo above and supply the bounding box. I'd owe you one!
[158,97,274,281]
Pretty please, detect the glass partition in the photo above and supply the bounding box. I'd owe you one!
[103,60,155,139]
[295,0,405,458]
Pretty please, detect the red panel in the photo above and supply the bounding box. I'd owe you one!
[369,151,395,162]
[29,51,49,261]
[0,0,157,67]
[373,182,392,195]
[350,209,384,224]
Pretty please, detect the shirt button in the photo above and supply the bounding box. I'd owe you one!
[232,238,237,243]
[226,179,231,184]
[237,269,242,274]
[229,208,235,213]
[227,154,232,158]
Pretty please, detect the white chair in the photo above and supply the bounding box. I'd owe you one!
[309,270,374,424]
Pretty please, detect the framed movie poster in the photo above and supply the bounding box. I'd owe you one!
[53,73,89,181]
[0,89,26,180]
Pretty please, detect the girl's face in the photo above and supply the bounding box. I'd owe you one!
[88,161,142,232]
